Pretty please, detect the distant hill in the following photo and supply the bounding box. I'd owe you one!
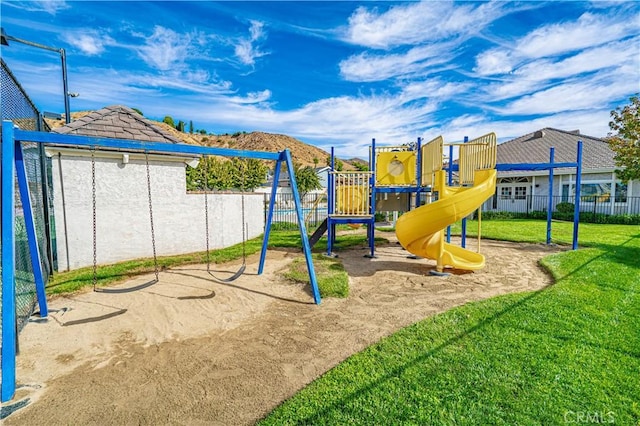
[48,111,354,169]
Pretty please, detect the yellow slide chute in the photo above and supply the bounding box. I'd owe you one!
[395,168,497,272]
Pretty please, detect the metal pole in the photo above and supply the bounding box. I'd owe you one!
[572,141,583,250]
[461,136,468,248]
[547,147,554,245]
[60,48,71,124]
[1,29,72,123]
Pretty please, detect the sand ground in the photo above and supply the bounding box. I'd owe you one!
[2,232,561,425]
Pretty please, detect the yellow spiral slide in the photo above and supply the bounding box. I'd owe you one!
[395,168,497,272]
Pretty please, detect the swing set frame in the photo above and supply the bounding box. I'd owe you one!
[1,120,321,402]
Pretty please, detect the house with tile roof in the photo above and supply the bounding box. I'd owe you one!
[485,128,639,215]
[52,105,182,143]
[45,105,264,271]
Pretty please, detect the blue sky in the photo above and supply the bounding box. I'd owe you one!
[2,1,639,157]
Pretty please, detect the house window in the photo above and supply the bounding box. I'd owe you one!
[615,183,628,203]
[514,186,527,200]
[580,183,611,203]
[562,184,570,202]
[500,187,512,199]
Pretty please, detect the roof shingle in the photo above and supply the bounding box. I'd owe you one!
[53,105,181,144]
[497,128,614,171]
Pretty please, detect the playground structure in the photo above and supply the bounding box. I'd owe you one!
[1,120,585,404]
[0,120,320,402]
[321,132,584,270]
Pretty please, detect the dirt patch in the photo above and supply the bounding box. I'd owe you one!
[4,233,562,425]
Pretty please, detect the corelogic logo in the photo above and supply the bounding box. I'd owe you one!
[564,410,615,424]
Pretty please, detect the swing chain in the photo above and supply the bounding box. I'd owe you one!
[241,161,246,260]
[145,152,159,281]
[91,147,98,291]
[203,156,211,273]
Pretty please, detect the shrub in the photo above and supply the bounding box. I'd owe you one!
[556,202,575,213]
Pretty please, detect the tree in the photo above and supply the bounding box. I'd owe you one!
[352,161,369,171]
[189,120,194,134]
[132,107,143,116]
[294,164,322,196]
[607,95,640,182]
[325,155,344,171]
[186,157,267,191]
[163,115,175,127]
[233,158,268,191]
[175,120,185,132]
[162,115,176,127]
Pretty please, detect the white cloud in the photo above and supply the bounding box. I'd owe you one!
[342,1,505,49]
[516,12,638,58]
[475,36,640,102]
[474,9,640,77]
[339,43,457,82]
[228,90,272,105]
[135,26,193,71]
[234,20,269,66]
[473,50,516,76]
[62,30,115,56]
[338,2,518,82]
[499,70,637,116]
[3,0,69,15]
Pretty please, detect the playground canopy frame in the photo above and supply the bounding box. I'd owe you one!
[1,120,320,402]
[325,136,583,257]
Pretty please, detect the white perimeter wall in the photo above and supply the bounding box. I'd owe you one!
[50,152,265,271]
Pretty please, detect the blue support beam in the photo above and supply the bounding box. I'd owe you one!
[258,159,283,276]
[14,140,48,317]
[547,148,555,245]
[284,150,321,304]
[2,121,17,402]
[573,141,583,250]
[12,129,282,161]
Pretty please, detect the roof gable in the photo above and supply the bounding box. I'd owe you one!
[52,105,181,144]
[497,128,614,170]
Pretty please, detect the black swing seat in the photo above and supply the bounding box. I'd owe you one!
[94,278,158,294]
[207,263,246,283]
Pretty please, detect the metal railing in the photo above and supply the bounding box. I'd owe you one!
[483,195,640,218]
[264,192,328,228]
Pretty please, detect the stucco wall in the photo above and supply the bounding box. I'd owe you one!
[51,153,264,271]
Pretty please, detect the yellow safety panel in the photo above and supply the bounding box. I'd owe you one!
[459,132,497,185]
[376,151,416,186]
[336,185,368,215]
[421,135,443,186]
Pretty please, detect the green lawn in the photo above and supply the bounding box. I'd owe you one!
[450,218,634,247]
[260,222,640,425]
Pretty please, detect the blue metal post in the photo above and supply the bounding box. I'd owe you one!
[258,159,283,275]
[547,147,555,245]
[15,140,48,317]
[446,144,454,243]
[461,136,468,248]
[415,137,422,208]
[327,147,335,256]
[369,138,376,257]
[2,121,17,402]
[572,141,583,250]
[285,150,321,304]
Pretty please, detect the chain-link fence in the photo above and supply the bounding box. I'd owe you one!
[1,58,53,337]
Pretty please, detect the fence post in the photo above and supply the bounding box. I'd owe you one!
[2,121,17,402]
[547,147,554,245]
